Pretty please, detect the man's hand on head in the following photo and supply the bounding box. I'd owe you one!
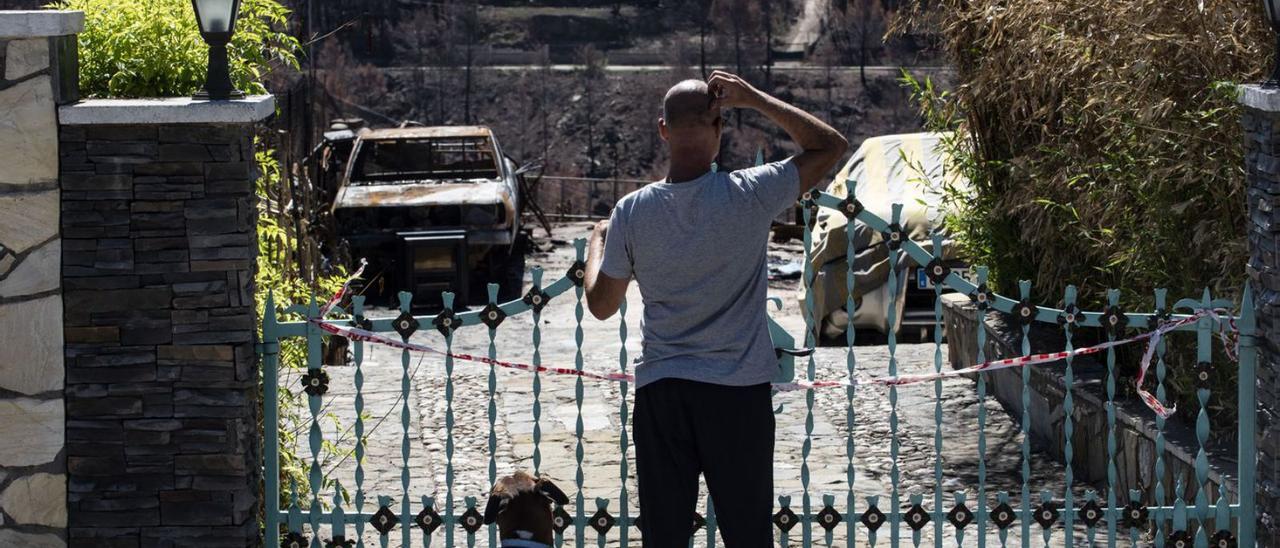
[707,70,762,111]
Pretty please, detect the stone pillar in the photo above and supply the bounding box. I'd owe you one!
[0,10,82,548]
[57,96,273,547]
[1241,84,1280,545]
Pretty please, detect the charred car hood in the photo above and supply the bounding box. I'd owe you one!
[334,180,511,209]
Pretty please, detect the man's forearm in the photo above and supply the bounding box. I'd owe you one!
[584,222,629,320]
[585,229,606,285]
[748,91,844,154]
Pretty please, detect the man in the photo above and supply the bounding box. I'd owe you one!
[583,71,848,546]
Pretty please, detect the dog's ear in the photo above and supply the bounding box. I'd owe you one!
[536,478,570,506]
[483,494,508,524]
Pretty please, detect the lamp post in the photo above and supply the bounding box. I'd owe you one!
[192,0,244,100]
[1266,0,1280,87]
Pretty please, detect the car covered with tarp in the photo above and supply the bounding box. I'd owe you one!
[802,132,971,341]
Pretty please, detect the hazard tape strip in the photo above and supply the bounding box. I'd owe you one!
[308,273,1236,414]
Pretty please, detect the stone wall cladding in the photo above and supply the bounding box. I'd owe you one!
[0,33,68,548]
[59,123,260,547]
[1242,96,1280,545]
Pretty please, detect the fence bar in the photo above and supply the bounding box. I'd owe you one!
[486,284,500,548]
[532,267,545,475]
[618,296,631,547]
[262,291,282,545]
[1018,280,1032,546]
[975,266,990,548]
[930,233,945,544]
[886,203,903,548]
[1238,285,1257,546]
[411,290,426,548]
[573,239,588,548]
[1152,289,1168,548]
[306,296,324,543]
[1195,289,1213,546]
[353,295,368,547]
[801,198,817,546]
[844,179,859,548]
[1061,286,1077,547]
[1104,289,1119,547]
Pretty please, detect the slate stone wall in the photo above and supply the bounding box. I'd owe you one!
[0,31,72,548]
[58,122,261,547]
[1242,93,1280,545]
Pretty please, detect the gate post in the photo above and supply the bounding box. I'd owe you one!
[1240,83,1280,544]
[57,95,274,545]
[0,9,83,548]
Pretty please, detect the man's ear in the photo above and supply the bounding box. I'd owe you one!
[483,494,507,524]
[536,478,570,506]
[658,118,669,142]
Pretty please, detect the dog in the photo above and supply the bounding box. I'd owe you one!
[482,471,570,547]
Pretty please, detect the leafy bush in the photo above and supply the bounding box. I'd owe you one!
[895,0,1263,305]
[255,147,350,509]
[894,0,1266,428]
[50,0,297,97]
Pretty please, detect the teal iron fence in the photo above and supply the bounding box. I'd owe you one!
[260,177,1258,547]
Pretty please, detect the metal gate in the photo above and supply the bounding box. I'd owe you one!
[260,181,1259,547]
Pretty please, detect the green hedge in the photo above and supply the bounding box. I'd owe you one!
[50,0,297,97]
[896,0,1268,429]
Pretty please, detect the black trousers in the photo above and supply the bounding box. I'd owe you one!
[633,378,775,547]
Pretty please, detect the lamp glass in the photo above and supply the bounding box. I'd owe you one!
[194,0,236,33]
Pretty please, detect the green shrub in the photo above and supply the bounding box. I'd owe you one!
[894,0,1265,429]
[50,0,298,97]
[255,147,350,510]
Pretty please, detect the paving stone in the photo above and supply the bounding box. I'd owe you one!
[0,188,58,255]
[0,529,64,548]
[0,76,57,185]
[0,397,63,467]
[0,472,67,527]
[0,238,60,296]
[5,37,49,80]
[0,295,64,395]
[0,251,15,277]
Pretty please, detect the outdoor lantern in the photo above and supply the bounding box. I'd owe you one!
[1265,0,1280,87]
[192,0,244,100]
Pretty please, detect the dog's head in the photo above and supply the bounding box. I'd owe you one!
[483,471,569,544]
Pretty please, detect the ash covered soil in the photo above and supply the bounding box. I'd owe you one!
[291,222,1115,547]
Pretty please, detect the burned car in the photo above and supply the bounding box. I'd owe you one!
[331,126,525,309]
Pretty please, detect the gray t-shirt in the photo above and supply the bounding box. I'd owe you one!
[601,159,800,388]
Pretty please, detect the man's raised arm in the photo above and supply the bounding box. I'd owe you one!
[708,70,849,196]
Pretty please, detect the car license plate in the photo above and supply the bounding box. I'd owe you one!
[918,267,970,290]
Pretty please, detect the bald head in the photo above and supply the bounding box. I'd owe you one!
[662,79,718,129]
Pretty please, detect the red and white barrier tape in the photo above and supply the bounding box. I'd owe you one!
[874,310,1229,418]
[307,273,1236,413]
